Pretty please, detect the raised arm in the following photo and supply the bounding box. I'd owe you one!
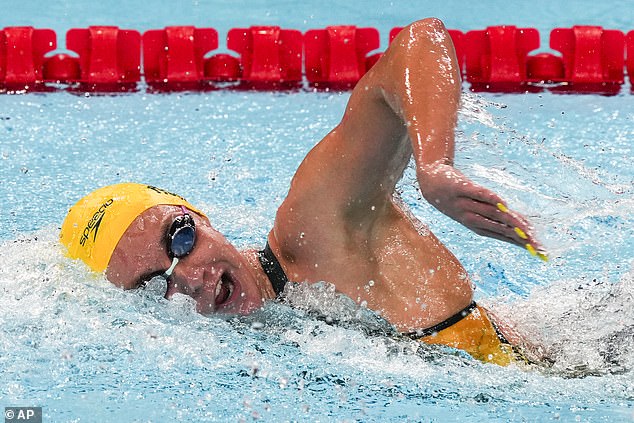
[276,18,543,254]
[380,19,544,252]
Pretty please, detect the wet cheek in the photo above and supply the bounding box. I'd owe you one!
[132,238,164,260]
[134,218,146,231]
[124,250,152,265]
[105,268,131,289]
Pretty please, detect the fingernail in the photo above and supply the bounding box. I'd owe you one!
[537,252,549,262]
[514,227,528,240]
[497,203,509,213]
[525,243,537,256]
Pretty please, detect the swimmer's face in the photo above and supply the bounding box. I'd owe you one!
[106,205,264,315]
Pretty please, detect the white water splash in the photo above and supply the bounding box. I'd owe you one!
[487,267,634,376]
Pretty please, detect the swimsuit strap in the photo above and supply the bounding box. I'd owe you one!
[257,242,289,297]
[403,301,478,340]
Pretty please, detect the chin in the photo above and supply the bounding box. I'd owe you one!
[235,296,265,315]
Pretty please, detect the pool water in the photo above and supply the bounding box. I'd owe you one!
[1,1,633,421]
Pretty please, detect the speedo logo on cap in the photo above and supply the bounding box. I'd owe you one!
[79,199,113,247]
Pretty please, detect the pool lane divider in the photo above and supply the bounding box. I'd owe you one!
[1,25,633,94]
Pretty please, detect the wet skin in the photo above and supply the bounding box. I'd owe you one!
[106,205,275,315]
[106,18,542,339]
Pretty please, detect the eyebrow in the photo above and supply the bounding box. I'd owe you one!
[132,212,178,288]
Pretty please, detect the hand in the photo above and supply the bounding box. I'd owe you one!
[417,161,547,260]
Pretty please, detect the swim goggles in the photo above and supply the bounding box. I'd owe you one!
[136,206,196,298]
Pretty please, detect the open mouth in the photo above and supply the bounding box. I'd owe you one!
[214,272,237,307]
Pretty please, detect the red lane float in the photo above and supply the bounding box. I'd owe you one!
[465,26,540,92]
[2,24,633,93]
[67,26,140,88]
[0,27,56,90]
[304,26,380,89]
[44,26,141,90]
[547,26,624,94]
[464,25,626,94]
[224,26,303,88]
[625,30,634,89]
[143,26,218,90]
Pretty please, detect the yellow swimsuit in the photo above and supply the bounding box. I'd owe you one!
[258,244,518,366]
[404,302,518,366]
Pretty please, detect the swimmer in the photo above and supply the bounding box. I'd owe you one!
[60,18,545,365]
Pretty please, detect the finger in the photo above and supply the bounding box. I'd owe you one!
[465,216,523,247]
[457,198,508,225]
[468,220,548,261]
[460,194,542,244]
[457,182,505,207]
[495,205,546,252]
[462,212,524,247]
[471,225,522,246]
[458,199,531,245]
[464,211,548,261]
[502,207,531,229]
[453,181,532,229]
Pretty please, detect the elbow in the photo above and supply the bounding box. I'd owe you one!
[405,18,448,39]
[390,18,456,64]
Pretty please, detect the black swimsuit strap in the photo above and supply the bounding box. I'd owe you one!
[256,246,487,345]
[257,242,289,297]
[403,301,478,340]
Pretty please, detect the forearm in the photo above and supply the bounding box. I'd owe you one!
[312,18,463,212]
[365,20,545,254]
[376,18,461,169]
[285,18,543,254]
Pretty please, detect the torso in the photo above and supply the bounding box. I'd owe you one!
[268,196,474,332]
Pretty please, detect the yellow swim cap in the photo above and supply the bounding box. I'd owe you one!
[60,183,205,273]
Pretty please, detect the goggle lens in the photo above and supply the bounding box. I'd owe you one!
[167,214,196,258]
[136,209,197,299]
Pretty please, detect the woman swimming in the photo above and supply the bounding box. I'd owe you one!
[60,18,545,365]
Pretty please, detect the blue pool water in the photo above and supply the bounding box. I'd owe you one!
[1,1,633,421]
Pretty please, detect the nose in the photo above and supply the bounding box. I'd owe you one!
[165,269,204,298]
[163,260,218,303]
